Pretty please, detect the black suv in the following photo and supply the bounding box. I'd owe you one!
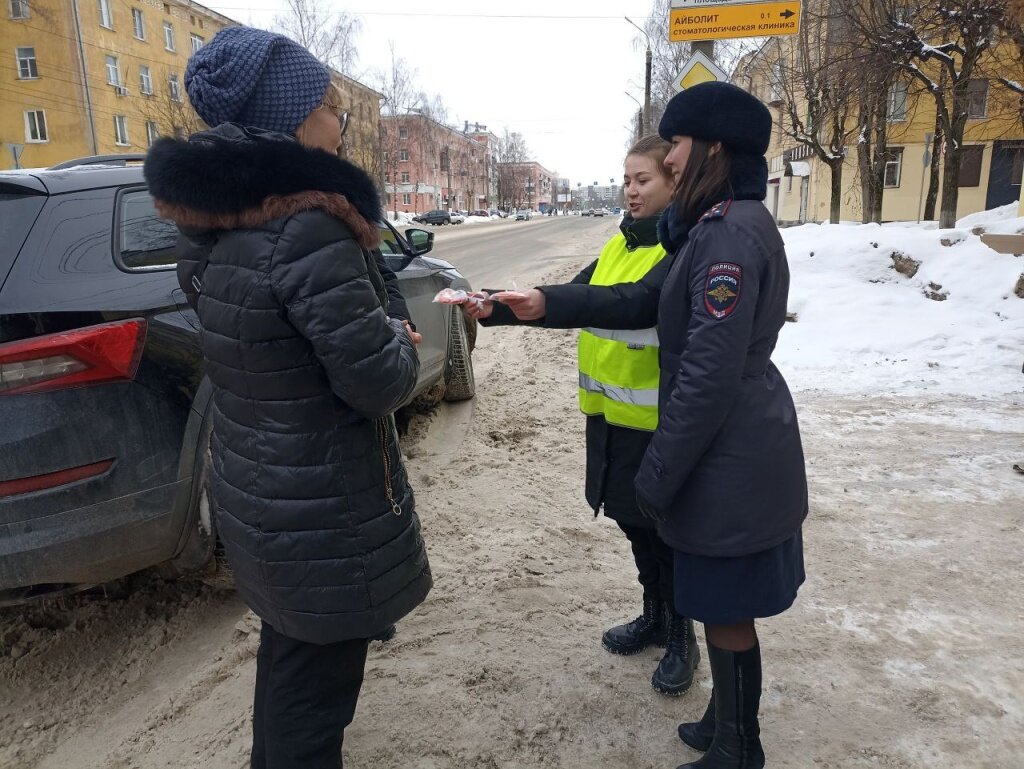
[0,155,476,605]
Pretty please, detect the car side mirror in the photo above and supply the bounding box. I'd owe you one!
[405,228,433,255]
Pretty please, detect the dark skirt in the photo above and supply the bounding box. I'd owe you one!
[673,528,805,624]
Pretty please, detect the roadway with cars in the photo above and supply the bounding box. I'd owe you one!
[422,214,616,290]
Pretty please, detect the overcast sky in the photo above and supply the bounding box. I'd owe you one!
[202,0,661,186]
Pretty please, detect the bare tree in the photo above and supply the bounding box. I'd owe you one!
[496,131,530,210]
[846,0,1009,227]
[744,1,861,222]
[275,0,360,74]
[375,45,419,217]
[137,65,204,141]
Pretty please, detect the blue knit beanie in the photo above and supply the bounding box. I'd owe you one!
[185,26,331,135]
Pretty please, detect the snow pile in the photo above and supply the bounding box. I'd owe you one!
[774,207,1024,396]
[385,211,417,226]
[465,215,496,225]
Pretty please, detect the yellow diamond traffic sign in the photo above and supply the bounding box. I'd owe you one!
[671,50,729,93]
[669,0,802,42]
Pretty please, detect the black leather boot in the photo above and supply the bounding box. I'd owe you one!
[651,607,699,696]
[677,643,765,769]
[602,596,665,655]
[678,690,715,751]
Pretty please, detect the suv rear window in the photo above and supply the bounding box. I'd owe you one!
[116,189,179,270]
[0,189,46,285]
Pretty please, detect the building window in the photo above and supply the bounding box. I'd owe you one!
[958,145,984,187]
[399,127,408,139]
[9,0,29,19]
[401,172,410,183]
[403,193,412,205]
[1012,148,1024,187]
[16,47,37,79]
[98,0,113,28]
[146,120,159,146]
[399,149,409,162]
[883,147,904,188]
[163,21,175,51]
[887,81,908,122]
[105,54,121,86]
[139,65,152,95]
[966,80,988,119]
[168,73,181,101]
[24,109,47,142]
[114,115,129,146]
[132,8,145,39]
[190,33,203,53]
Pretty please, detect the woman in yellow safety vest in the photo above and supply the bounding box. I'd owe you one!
[470,135,698,696]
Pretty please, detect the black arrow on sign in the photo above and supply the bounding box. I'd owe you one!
[780,8,795,18]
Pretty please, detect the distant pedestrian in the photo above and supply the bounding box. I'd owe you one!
[493,82,808,769]
[144,26,431,769]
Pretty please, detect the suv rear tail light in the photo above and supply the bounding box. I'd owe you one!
[0,319,147,395]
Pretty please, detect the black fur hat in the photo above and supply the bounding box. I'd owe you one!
[658,81,772,156]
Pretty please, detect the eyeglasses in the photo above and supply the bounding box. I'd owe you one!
[318,102,351,136]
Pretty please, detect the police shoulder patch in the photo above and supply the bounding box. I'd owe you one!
[704,262,742,320]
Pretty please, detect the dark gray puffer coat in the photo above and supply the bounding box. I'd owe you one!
[145,124,431,644]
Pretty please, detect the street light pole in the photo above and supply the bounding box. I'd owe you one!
[625,16,652,136]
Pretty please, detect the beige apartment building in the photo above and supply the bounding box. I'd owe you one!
[737,29,1024,224]
[1,0,233,170]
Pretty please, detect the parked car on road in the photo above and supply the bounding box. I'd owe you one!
[470,209,490,218]
[416,209,455,225]
[582,209,592,217]
[490,209,507,218]
[514,209,532,221]
[0,155,477,606]
[448,211,466,224]
[592,208,605,217]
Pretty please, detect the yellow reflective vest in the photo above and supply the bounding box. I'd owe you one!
[577,230,667,431]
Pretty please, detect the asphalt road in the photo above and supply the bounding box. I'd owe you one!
[424,215,618,290]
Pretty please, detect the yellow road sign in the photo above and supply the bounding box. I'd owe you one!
[669,0,801,42]
[671,50,729,93]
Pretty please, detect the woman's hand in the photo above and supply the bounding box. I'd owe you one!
[463,292,494,320]
[500,288,546,321]
[403,320,422,348]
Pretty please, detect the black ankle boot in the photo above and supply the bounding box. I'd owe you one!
[602,596,665,655]
[652,607,699,696]
[678,690,715,751]
[677,643,764,769]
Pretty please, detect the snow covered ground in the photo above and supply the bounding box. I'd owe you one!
[775,204,1024,397]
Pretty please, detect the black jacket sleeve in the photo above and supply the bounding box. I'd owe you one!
[373,250,412,326]
[539,253,675,330]
[634,222,763,516]
[268,216,420,419]
[479,258,599,328]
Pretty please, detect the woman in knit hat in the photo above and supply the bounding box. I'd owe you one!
[144,26,431,769]
[490,81,807,769]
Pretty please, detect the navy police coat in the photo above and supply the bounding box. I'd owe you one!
[541,155,808,558]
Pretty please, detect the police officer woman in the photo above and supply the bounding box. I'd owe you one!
[493,82,808,769]
[469,136,699,697]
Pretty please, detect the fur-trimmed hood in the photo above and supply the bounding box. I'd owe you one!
[144,123,382,249]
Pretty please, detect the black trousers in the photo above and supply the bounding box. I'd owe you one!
[251,621,370,769]
[617,521,675,606]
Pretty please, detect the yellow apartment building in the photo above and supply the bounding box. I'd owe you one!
[737,32,1024,224]
[333,69,383,184]
[1,0,234,170]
